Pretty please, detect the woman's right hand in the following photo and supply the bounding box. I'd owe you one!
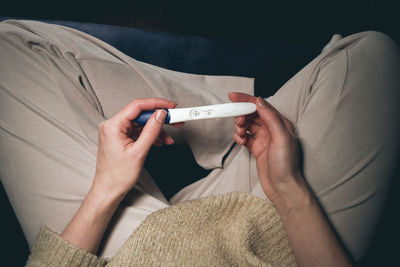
[229,92,303,204]
[92,98,179,201]
[61,98,180,254]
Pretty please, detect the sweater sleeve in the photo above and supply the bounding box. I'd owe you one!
[26,226,108,267]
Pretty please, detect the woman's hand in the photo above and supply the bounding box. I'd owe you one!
[229,92,302,203]
[61,98,181,253]
[230,92,352,266]
[92,98,179,201]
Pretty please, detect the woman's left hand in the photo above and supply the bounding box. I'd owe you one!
[92,98,179,200]
[229,92,301,203]
[229,92,352,266]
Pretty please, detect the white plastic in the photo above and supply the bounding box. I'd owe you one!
[168,102,256,124]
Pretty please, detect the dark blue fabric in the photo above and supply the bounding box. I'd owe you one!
[0,17,318,83]
[36,20,317,78]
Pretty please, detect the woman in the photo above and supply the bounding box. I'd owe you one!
[1,20,399,266]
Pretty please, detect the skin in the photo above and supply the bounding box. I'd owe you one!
[61,97,182,253]
[61,94,353,266]
[230,92,352,267]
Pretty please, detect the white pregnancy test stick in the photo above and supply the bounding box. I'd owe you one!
[136,102,256,125]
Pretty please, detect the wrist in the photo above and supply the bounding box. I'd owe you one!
[271,172,315,212]
[90,173,129,204]
[87,183,125,212]
[60,182,123,254]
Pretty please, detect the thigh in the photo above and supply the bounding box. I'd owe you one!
[0,19,254,257]
[0,20,169,258]
[267,31,400,260]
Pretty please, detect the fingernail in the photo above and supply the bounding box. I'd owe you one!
[240,137,246,145]
[155,110,166,123]
[257,97,267,108]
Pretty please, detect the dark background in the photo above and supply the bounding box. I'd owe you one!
[1,0,399,266]
[2,0,399,45]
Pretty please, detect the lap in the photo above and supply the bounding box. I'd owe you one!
[0,20,172,257]
[2,19,399,261]
[175,31,400,261]
[0,19,253,257]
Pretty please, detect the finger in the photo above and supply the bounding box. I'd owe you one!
[244,133,256,151]
[229,92,258,103]
[128,123,143,139]
[233,132,247,145]
[126,123,135,139]
[236,114,263,130]
[248,123,264,137]
[131,121,177,145]
[235,116,263,134]
[153,137,163,147]
[234,116,264,141]
[234,123,247,137]
[156,130,167,145]
[134,109,167,153]
[256,97,288,141]
[170,122,185,128]
[235,115,246,127]
[159,129,175,145]
[245,111,258,121]
[234,131,257,152]
[281,116,296,138]
[248,115,264,126]
[115,98,176,123]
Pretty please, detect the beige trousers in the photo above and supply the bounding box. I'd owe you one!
[1,20,399,261]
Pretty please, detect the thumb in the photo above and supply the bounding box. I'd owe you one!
[134,109,166,152]
[256,97,287,139]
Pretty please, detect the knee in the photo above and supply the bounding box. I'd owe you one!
[342,31,400,97]
[0,22,12,45]
[0,21,23,55]
[353,31,400,138]
[361,31,397,46]
[354,31,400,66]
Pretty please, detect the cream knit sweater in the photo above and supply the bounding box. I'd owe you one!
[26,192,297,266]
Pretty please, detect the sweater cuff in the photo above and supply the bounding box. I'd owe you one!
[26,226,108,267]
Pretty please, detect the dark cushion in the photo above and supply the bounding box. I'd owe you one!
[0,17,318,93]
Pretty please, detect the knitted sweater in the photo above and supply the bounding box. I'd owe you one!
[26,192,297,266]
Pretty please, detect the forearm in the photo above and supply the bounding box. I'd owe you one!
[272,173,352,267]
[59,99,170,254]
[61,185,123,254]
